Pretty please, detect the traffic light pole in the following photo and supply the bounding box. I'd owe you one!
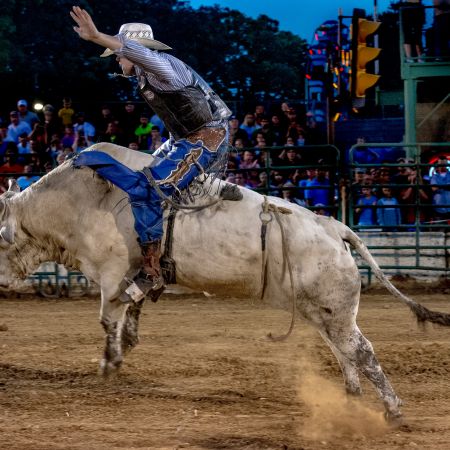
[404,78,417,152]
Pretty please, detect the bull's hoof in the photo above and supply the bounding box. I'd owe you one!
[346,386,362,397]
[122,336,139,354]
[384,410,404,427]
[99,358,122,378]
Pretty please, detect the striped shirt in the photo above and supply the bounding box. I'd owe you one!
[114,36,226,129]
[115,37,194,91]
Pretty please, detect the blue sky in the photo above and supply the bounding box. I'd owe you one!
[188,0,394,42]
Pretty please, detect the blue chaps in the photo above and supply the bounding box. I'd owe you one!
[73,136,227,243]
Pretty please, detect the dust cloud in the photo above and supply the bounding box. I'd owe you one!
[295,356,390,441]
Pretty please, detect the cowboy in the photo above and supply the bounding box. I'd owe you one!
[70,7,231,301]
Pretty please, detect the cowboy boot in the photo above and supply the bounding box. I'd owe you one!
[139,240,165,291]
[119,240,165,303]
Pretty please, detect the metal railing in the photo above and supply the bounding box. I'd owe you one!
[347,142,449,281]
[2,142,448,293]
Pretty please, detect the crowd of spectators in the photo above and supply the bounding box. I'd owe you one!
[0,97,448,227]
[352,156,450,229]
[0,97,170,194]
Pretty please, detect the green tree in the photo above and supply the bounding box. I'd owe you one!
[0,0,308,115]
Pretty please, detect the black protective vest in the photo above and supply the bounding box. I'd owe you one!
[140,68,231,140]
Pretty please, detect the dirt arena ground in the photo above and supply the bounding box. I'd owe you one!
[1,286,450,450]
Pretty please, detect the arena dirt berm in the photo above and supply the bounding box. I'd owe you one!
[1,279,450,450]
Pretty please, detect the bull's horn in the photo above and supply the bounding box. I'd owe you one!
[7,179,20,194]
[0,225,14,244]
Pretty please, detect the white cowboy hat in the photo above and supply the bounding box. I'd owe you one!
[100,23,171,57]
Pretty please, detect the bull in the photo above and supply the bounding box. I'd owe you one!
[1,143,449,422]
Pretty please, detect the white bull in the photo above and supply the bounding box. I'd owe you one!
[0,143,449,422]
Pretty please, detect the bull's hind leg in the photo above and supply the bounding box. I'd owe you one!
[326,323,402,422]
[99,289,129,376]
[319,332,362,396]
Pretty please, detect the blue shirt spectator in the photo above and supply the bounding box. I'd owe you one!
[430,157,450,217]
[239,113,260,141]
[17,99,40,127]
[356,187,377,226]
[5,111,32,144]
[304,169,331,208]
[377,187,401,229]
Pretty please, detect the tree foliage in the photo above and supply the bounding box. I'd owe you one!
[0,0,308,112]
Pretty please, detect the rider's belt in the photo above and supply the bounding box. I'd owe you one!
[186,126,226,151]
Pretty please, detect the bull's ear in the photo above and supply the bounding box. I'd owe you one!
[0,225,15,245]
[8,179,20,194]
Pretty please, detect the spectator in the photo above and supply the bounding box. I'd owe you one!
[234,172,251,188]
[96,104,115,136]
[225,172,236,184]
[128,142,140,151]
[234,138,245,150]
[433,0,450,57]
[298,168,317,203]
[375,167,392,197]
[148,126,167,152]
[402,0,425,62]
[254,104,266,127]
[5,111,32,144]
[281,180,305,206]
[57,97,75,128]
[279,147,302,167]
[270,114,285,144]
[251,116,276,146]
[99,121,126,146]
[255,171,278,195]
[16,99,39,127]
[41,104,60,147]
[430,156,450,221]
[377,187,402,230]
[46,138,63,163]
[118,101,140,144]
[228,115,248,146]
[17,132,31,154]
[239,150,260,169]
[399,166,430,225]
[150,113,165,137]
[55,147,73,165]
[239,113,259,142]
[72,131,89,153]
[28,151,44,173]
[271,170,286,189]
[16,165,40,190]
[61,126,75,148]
[0,149,24,189]
[304,165,332,211]
[134,113,153,149]
[356,186,378,227]
[73,112,96,145]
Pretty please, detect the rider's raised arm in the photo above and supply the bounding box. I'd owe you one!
[70,6,122,54]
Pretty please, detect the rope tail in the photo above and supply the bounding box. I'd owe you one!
[340,223,450,326]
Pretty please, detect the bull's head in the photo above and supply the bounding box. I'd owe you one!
[0,180,19,245]
[0,180,20,288]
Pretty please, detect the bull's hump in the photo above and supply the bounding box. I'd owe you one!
[86,143,154,171]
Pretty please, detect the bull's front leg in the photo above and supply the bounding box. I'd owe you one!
[122,298,145,353]
[99,288,128,377]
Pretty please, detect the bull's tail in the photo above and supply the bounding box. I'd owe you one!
[337,222,450,326]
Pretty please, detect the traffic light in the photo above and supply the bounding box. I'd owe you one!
[350,8,381,107]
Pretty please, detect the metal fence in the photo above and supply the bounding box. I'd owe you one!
[5,142,448,294]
